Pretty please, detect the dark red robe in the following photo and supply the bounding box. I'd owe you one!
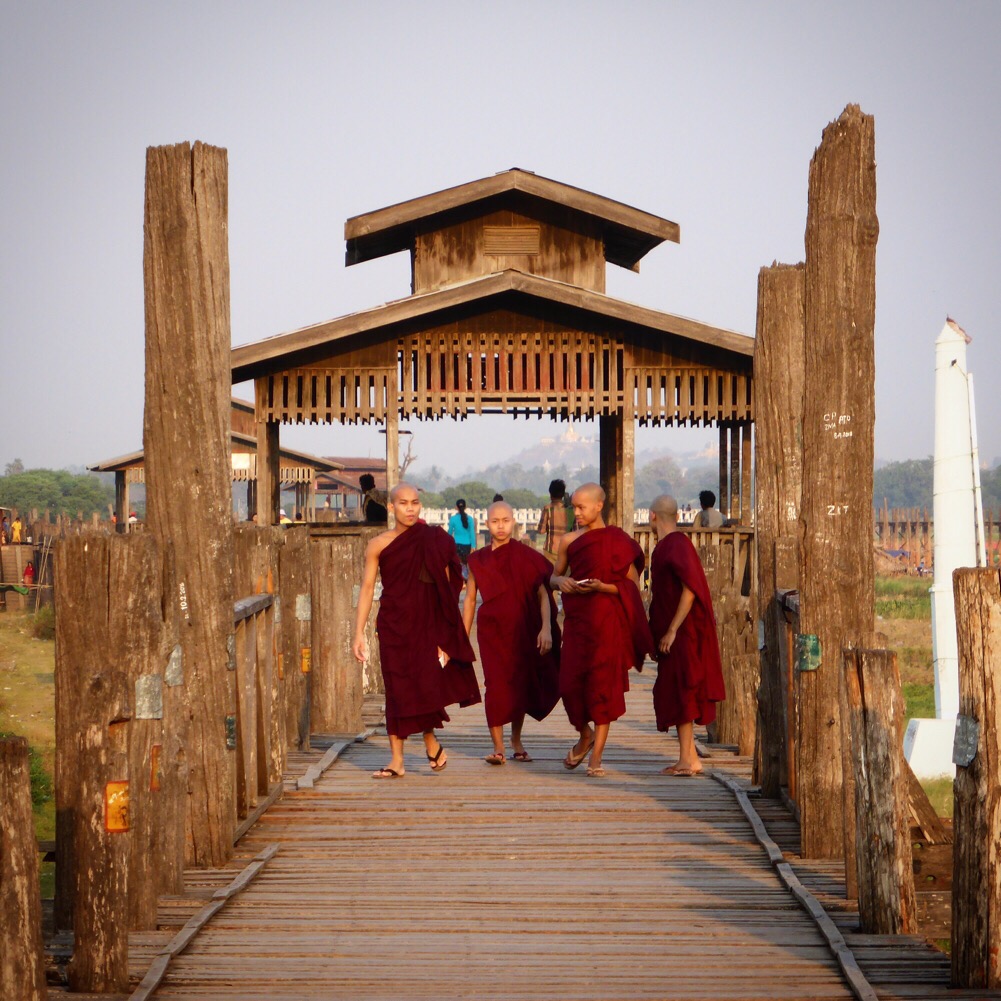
[467,540,560,727]
[649,531,726,730]
[560,526,654,728]
[376,522,481,737]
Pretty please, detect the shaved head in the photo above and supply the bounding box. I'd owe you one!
[573,482,605,504]
[487,501,514,519]
[389,482,418,503]
[650,495,679,518]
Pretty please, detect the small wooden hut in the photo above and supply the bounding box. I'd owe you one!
[231,169,755,527]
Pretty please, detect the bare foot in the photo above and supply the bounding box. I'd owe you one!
[662,762,703,776]
[372,765,405,779]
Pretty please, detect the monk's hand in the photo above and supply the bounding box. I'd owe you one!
[658,627,677,655]
[351,635,368,663]
[576,578,604,594]
[537,628,552,654]
[554,575,583,594]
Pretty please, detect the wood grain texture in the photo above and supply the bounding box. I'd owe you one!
[951,568,1001,988]
[752,263,805,796]
[798,105,878,860]
[143,142,236,866]
[0,737,46,1001]
[843,648,917,935]
[146,673,856,1001]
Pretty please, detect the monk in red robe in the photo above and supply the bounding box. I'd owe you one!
[551,483,653,777]
[352,483,481,778]
[648,494,726,776]
[462,502,559,764]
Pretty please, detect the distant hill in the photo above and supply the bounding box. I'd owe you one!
[410,426,720,506]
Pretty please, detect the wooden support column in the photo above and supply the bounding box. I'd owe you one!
[143,141,236,867]
[951,568,1001,989]
[718,423,730,518]
[599,412,627,526]
[739,420,752,526]
[278,527,312,750]
[256,414,280,526]
[730,423,741,522]
[0,737,47,1001]
[621,414,635,534]
[114,471,128,534]
[752,262,805,798]
[798,105,877,860]
[843,648,916,934]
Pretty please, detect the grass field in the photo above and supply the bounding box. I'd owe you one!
[0,609,56,893]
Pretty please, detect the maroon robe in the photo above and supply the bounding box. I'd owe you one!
[376,522,481,737]
[560,526,654,728]
[468,540,560,727]
[649,531,726,730]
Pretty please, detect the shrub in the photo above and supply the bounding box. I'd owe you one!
[32,605,55,641]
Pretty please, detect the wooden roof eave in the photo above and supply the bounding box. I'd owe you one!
[230,270,753,383]
[344,169,680,271]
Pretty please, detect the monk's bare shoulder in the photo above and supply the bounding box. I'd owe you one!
[366,529,399,559]
[560,528,585,548]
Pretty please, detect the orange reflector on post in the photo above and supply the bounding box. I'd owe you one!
[105,781,130,833]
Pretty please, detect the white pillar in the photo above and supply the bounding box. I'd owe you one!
[930,318,978,720]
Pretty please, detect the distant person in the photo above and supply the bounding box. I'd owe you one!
[22,561,34,588]
[695,490,724,528]
[447,499,477,568]
[359,473,388,524]
[538,478,575,561]
[10,515,23,544]
[492,493,504,502]
[463,502,560,765]
[647,495,725,776]
[279,509,293,525]
[1,515,9,543]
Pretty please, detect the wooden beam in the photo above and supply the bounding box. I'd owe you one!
[256,417,280,527]
[843,648,916,934]
[718,423,730,519]
[752,263,805,798]
[621,414,635,535]
[740,420,752,527]
[114,471,128,534]
[798,105,877,860]
[951,567,1001,989]
[143,141,236,867]
[599,413,620,525]
[0,737,46,1001]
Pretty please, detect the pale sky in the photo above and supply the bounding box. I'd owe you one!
[3,2,999,475]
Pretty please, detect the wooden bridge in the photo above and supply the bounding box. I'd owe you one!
[79,669,969,1001]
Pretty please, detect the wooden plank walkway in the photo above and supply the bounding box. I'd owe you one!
[147,672,855,1001]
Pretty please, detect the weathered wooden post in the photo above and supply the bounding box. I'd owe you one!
[797,105,878,859]
[843,648,917,934]
[753,262,805,797]
[951,567,1001,989]
[310,533,367,733]
[143,141,236,865]
[0,737,47,1001]
[279,527,312,749]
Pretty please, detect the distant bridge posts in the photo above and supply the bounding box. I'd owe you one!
[951,568,1001,989]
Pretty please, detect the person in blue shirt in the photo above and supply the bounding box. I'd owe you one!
[447,499,477,571]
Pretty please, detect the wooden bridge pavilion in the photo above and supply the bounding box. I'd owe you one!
[231,169,755,529]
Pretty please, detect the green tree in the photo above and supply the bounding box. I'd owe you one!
[440,480,497,508]
[0,468,114,517]
[4,458,24,476]
[873,458,934,510]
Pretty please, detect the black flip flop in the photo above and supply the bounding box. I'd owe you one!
[427,743,447,772]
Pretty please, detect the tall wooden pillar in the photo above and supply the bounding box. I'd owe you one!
[255,407,280,527]
[143,141,236,867]
[798,105,878,860]
[740,420,753,525]
[114,472,128,533]
[753,262,805,798]
[718,423,730,518]
[599,412,632,529]
[385,407,400,527]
